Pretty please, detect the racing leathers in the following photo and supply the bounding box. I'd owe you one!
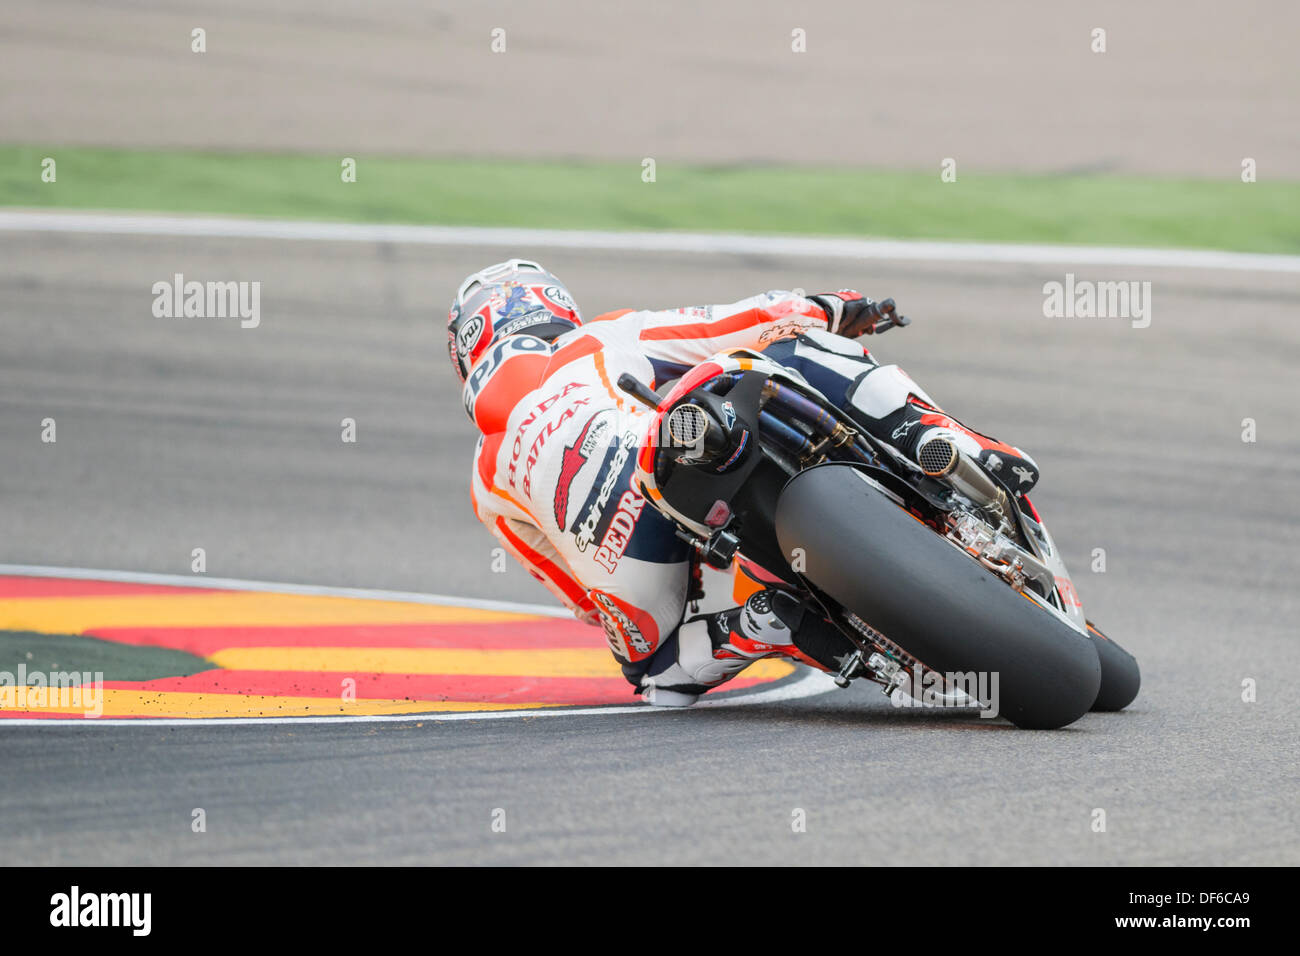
[466,291,1039,705]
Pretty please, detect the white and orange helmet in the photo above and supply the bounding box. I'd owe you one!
[446,259,582,382]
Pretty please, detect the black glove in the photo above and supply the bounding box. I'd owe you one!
[809,291,907,337]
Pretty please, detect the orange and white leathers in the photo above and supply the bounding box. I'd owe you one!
[466,291,835,666]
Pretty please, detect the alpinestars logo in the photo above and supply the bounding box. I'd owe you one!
[553,413,610,526]
[758,319,811,343]
[571,429,635,553]
[891,418,921,441]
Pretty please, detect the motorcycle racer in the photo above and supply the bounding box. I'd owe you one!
[450,259,1040,705]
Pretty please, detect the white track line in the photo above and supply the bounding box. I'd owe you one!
[2,209,1297,273]
[0,670,839,728]
[0,564,839,726]
[0,562,571,618]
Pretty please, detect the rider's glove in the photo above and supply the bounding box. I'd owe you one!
[809,291,905,338]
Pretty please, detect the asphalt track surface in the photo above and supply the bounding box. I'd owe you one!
[1,228,1297,864]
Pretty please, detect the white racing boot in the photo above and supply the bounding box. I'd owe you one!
[637,589,845,706]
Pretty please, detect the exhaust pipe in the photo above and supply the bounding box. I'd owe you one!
[917,436,1009,516]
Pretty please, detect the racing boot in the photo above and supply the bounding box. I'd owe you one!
[635,588,857,707]
[844,365,1041,493]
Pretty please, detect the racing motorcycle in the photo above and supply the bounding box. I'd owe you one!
[617,305,1140,729]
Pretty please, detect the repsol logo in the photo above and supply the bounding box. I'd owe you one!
[462,335,550,419]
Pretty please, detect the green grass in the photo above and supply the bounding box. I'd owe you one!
[3,145,1298,253]
[0,630,212,683]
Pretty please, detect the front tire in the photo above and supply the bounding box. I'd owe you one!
[1086,622,1141,711]
[775,464,1101,729]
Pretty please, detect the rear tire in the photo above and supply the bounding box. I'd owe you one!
[775,465,1101,729]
